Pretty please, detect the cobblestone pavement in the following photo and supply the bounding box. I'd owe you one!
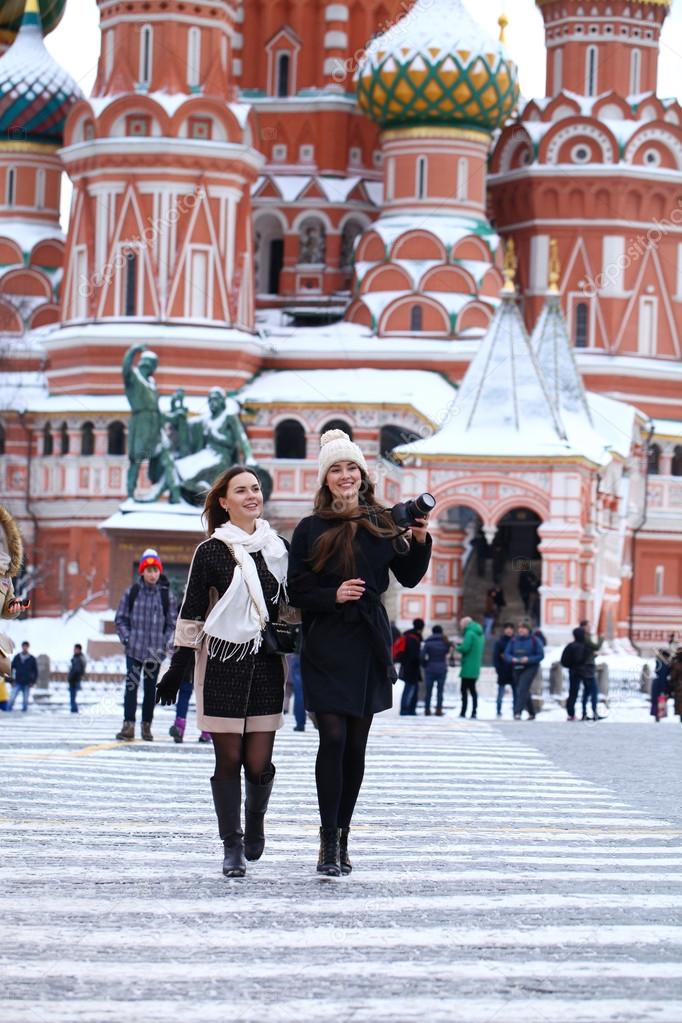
[1,704,681,1023]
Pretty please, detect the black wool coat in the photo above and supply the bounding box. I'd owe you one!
[287,515,432,717]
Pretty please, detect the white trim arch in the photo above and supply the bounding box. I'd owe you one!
[624,128,682,170]
[544,123,617,165]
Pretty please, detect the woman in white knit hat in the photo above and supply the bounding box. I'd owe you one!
[288,430,431,875]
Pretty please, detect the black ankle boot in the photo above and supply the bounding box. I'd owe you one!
[339,826,352,875]
[244,765,275,862]
[210,776,246,878]
[317,826,341,876]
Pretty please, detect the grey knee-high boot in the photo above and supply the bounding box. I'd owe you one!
[244,765,276,862]
[210,776,246,878]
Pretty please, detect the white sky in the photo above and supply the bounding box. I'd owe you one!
[44,0,682,225]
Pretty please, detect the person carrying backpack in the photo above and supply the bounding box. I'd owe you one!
[561,628,587,721]
[115,548,178,741]
[398,618,425,716]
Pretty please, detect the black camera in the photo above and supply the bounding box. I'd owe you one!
[390,493,436,529]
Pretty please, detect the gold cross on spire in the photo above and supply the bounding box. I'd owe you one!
[502,237,517,294]
[548,239,560,293]
[498,12,509,43]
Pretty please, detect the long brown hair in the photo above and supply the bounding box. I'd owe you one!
[310,470,402,576]
[202,465,261,536]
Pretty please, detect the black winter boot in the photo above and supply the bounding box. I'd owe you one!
[339,827,352,875]
[244,765,275,861]
[317,826,341,876]
[210,776,246,878]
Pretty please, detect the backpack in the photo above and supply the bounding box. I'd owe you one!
[561,641,585,669]
[127,575,171,626]
[392,634,407,663]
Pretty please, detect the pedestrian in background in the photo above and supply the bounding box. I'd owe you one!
[504,620,544,720]
[668,650,682,724]
[287,429,431,876]
[286,651,306,732]
[579,619,603,721]
[8,640,38,712]
[561,628,587,721]
[157,466,290,879]
[493,621,515,718]
[650,648,672,721]
[420,624,451,716]
[456,616,484,719]
[168,677,212,743]
[398,618,424,716]
[67,643,86,714]
[114,549,178,741]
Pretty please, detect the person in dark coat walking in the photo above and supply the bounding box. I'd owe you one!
[156,466,291,878]
[398,618,424,716]
[650,648,672,720]
[669,650,682,724]
[420,624,451,716]
[67,644,86,714]
[579,619,603,720]
[288,429,431,876]
[8,641,38,712]
[493,622,515,717]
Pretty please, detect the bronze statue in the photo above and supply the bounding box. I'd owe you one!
[122,344,180,502]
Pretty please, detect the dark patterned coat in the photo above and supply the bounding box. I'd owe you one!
[174,537,284,734]
[288,515,431,717]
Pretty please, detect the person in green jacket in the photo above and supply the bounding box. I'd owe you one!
[456,616,485,719]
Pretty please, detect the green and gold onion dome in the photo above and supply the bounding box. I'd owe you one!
[356,0,519,132]
[0,0,65,47]
[0,0,82,147]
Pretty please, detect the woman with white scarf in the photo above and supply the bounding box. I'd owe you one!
[156,466,289,878]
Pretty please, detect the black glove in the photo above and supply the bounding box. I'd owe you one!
[155,646,194,705]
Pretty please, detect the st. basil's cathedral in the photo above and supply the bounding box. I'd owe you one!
[1,0,681,653]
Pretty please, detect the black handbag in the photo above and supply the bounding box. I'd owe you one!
[262,621,299,656]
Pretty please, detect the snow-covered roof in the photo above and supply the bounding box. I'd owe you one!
[0,218,63,256]
[652,418,682,441]
[394,293,609,463]
[100,499,204,534]
[368,213,498,254]
[531,293,593,423]
[239,368,457,425]
[586,393,640,460]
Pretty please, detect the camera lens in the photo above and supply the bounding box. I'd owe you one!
[415,493,436,515]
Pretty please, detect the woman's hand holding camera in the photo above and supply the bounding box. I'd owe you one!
[410,516,430,544]
[336,578,365,603]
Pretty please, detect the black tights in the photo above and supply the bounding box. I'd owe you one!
[212,731,276,784]
[315,712,373,829]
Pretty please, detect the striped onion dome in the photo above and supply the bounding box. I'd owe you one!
[0,0,82,147]
[356,0,519,132]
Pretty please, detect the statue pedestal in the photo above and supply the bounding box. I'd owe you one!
[100,499,205,610]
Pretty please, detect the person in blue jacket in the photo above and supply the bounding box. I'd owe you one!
[504,620,544,720]
[420,625,451,716]
[493,622,515,717]
[8,641,38,712]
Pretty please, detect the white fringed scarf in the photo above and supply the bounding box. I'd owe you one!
[201,519,288,662]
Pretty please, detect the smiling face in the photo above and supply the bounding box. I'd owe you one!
[219,471,263,531]
[325,460,362,505]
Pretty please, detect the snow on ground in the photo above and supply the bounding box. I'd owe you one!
[2,610,123,671]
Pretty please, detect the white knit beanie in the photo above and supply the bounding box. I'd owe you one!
[318,429,369,485]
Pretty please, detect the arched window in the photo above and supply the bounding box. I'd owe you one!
[321,419,352,440]
[60,421,69,455]
[139,24,153,86]
[6,167,15,206]
[456,157,468,201]
[0,421,4,455]
[340,220,364,270]
[630,48,641,94]
[187,27,201,88]
[124,251,137,316]
[42,422,53,456]
[585,44,598,96]
[298,218,326,265]
[574,301,589,347]
[81,421,95,456]
[672,445,682,476]
[410,305,423,331]
[416,155,427,199]
[647,443,660,475]
[380,424,421,462]
[107,421,126,455]
[553,47,563,90]
[276,52,290,97]
[275,419,306,459]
